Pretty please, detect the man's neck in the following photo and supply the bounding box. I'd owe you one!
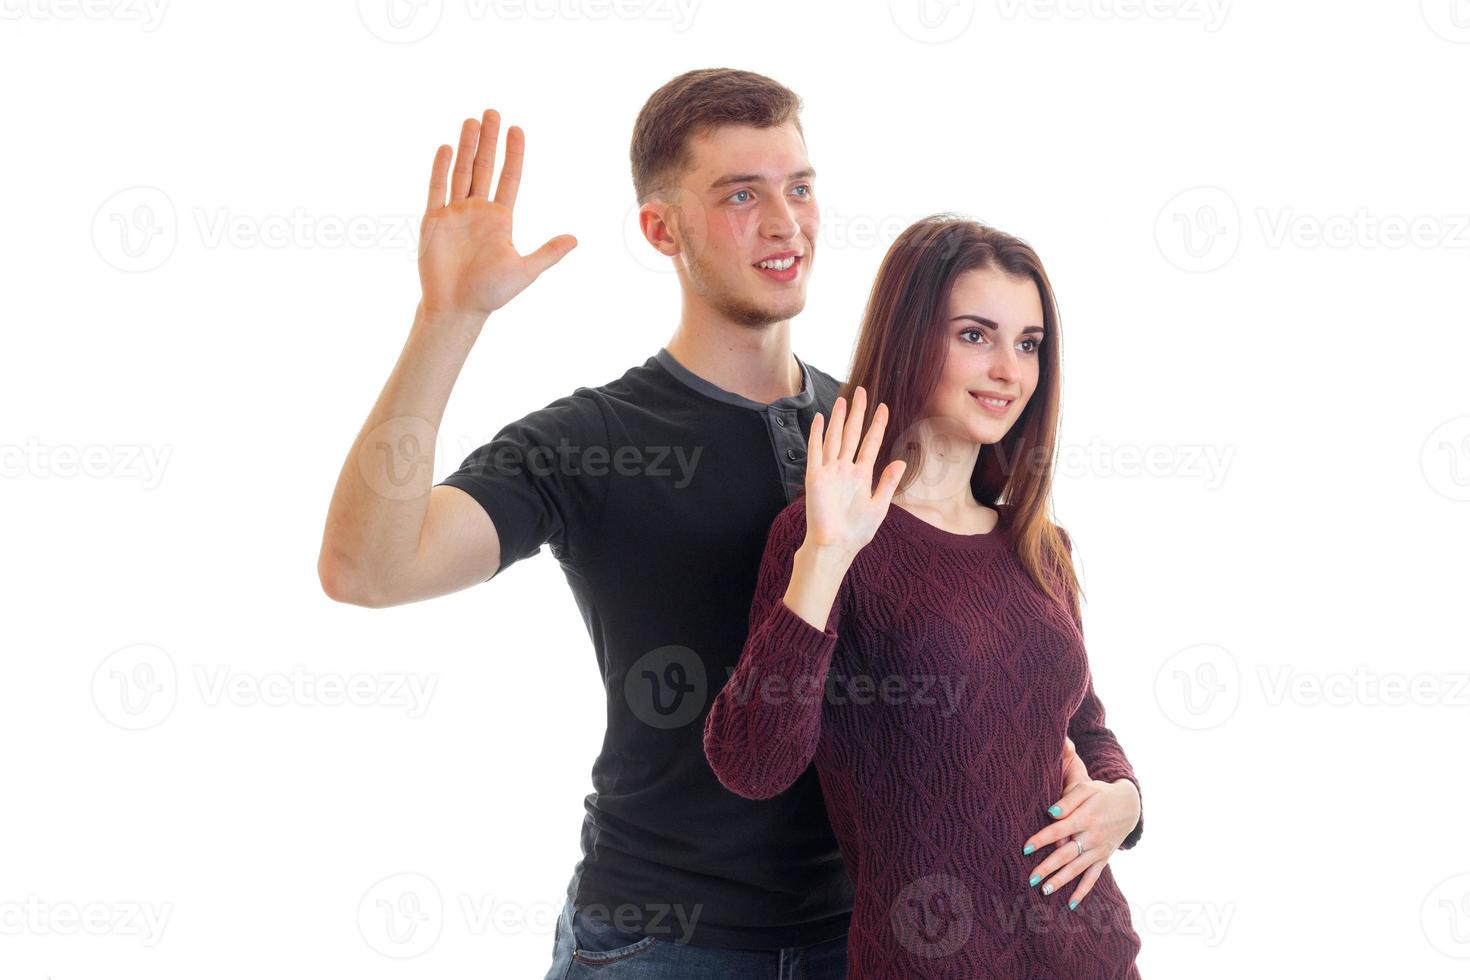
[663,313,803,404]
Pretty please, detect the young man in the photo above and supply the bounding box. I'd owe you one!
[319,69,854,976]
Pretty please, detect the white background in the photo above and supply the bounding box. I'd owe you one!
[4,0,1469,976]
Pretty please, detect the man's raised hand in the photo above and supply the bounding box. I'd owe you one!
[419,109,577,318]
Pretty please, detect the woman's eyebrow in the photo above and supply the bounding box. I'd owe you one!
[951,315,1045,334]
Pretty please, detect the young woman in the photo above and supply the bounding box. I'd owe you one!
[704,215,1145,978]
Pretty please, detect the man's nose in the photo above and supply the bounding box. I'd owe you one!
[759,196,800,241]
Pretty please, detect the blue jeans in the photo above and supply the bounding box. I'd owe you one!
[542,896,849,979]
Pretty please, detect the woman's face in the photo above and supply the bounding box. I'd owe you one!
[924,266,1045,446]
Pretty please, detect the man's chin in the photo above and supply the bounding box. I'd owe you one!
[723,295,806,328]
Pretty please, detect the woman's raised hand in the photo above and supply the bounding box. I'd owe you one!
[803,386,907,560]
[419,109,578,319]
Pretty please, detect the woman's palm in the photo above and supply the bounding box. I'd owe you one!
[804,386,907,557]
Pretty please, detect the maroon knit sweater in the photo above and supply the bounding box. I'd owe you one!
[704,496,1143,979]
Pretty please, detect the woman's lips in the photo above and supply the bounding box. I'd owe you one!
[970,391,1014,415]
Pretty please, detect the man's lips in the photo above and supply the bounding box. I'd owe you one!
[754,253,802,281]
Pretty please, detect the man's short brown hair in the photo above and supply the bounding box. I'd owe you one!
[630,68,804,204]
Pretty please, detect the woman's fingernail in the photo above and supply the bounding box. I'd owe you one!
[1069,899,1079,911]
[1022,843,1035,856]
[1042,883,1053,895]
[1029,874,1041,888]
[1048,804,1064,817]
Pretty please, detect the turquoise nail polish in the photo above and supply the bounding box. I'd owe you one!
[1048,804,1063,817]
[1069,899,1079,911]
[1029,874,1041,887]
[1022,843,1035,856]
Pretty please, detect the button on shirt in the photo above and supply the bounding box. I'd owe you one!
[436,347,851,949]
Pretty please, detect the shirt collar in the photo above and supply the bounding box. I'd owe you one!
[654,347,814,411]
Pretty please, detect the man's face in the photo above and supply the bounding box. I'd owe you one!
[644,122,817,328]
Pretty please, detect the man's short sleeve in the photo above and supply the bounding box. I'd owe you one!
[436,389,609,576]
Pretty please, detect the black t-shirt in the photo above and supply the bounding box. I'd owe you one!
[436,347,852,949]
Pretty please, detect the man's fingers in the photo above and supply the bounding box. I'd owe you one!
[495,125,525,209]
[425,144,451,212]
[450,117,481,201]
[523,234,578,281]
[468,109,502,200]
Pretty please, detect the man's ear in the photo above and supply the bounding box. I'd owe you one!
[639,200,681,258]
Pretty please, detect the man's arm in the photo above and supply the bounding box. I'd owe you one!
[317,109,576,608]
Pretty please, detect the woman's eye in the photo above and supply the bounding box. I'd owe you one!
[1019,338,1042,354]
[960,329,985,344]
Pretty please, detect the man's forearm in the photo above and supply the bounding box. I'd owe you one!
[317,303,486,599]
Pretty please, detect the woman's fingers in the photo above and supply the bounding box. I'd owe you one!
[1047,777,1101,824]
[1021,802,1084,855]
[1040,842,1111,899]
[824,396,847,462]
[855,401,889,468]
[1066,861,1106,910]
[425,144,451,213]
[872,459,907,508]
[839,386,867,461]
[468,109,502,200]
[1026,825,1082,884]
[808,412,825,469]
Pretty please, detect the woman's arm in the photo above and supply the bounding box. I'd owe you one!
[704,387,905,800]
[1067,673,1144,850]
[703,503,851,800]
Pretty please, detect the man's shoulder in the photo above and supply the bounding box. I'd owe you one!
[801,359,846,407]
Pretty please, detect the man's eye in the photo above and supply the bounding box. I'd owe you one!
[728,189,752,204]
[792,184,812,197]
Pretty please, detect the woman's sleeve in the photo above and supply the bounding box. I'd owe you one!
[1068,672,1144,850]
[703,500,847,800]
[1058,525,1144,850]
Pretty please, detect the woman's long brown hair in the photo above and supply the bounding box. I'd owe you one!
[835,213,1082,623]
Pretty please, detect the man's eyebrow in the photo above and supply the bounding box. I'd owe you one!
[951,315,1045,334]
[707,167,816,191]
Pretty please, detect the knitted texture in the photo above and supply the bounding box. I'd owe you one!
[704,496,1143,978]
